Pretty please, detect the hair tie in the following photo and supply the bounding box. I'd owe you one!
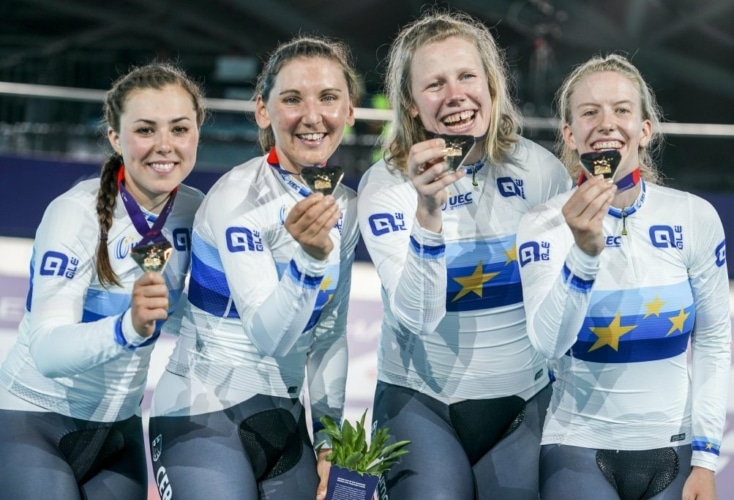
[100,232,108,242]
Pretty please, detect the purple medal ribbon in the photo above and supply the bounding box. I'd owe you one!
[117,166,177,246]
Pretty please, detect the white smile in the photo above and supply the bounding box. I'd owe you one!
[593,141,623,150]
[298,133,326,142]
[149,162,176,173]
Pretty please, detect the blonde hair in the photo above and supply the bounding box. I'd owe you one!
[383,10,521,173]
[556,53,663,183]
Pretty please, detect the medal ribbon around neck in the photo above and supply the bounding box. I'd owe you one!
[577,167,641,193]
[267,147,315,197]
[117,166,177,246]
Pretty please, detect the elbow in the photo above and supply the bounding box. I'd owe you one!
[394,308,445,337]
[527,331,560,361]
[29,346,65,378]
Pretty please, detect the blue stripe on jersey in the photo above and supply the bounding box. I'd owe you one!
[191,231,223,270]
[25,248,37,311]
[409,236,445,258]
[691,437,721,455]
[275,261,340,332]
[81,289,182,323]
[445,236,522,311]
[81,288,131,322]
[287,260,322,289]
[562,264,594,293]
[188,252,239,318]
[568,282,695,363]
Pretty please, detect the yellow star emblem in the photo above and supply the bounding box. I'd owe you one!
[705,442,713,450]
[451,262,499,302]
[319,275,333,292]
[504,243,517,265]
[588,312,637,352]
[643,295,666,319]
[320,275,334,305]
[666,307,690,336]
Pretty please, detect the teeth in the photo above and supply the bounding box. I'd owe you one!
[150,162,175,172]
[594,141,622,150]
[299,133,325,141]
[443,110,474,124]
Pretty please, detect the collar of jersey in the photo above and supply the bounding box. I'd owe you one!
[607,180,647,219]
[266,147,312,197]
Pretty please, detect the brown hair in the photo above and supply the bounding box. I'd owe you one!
[383,10,521,173]
[96,62,206,286]
[555,53,664,183]
[254,35,361,152]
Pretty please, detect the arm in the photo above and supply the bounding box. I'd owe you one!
[357,164,449,335]
[210,179,338,357]
[28,196,166,377]
[518,178,615,359]
[686,197,731,475]
[308,206,358,500]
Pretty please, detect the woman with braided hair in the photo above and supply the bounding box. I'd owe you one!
[0,61,205,499]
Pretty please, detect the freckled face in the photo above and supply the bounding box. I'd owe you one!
[562,71,652,177]
[255,56,355,173]
[107,84,199,210]
[409,36,492,137]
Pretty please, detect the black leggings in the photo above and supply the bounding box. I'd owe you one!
[0,409,147,500]
[372,381,551,500]
[148,394,319,499]
[539,444,691,500]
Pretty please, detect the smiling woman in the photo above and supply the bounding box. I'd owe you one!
[356,9,572,500]
[517,54,731,500]
[0,62,206,500]
[147,36,362,500]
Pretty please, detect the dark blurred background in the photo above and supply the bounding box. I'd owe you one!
[2,0,734,257]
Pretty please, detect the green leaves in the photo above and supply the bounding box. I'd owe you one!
[318,410,411,476]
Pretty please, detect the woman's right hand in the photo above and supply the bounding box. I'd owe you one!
[408,138,466,232]
[130,271,169,337]
[286,193,342,260]
[561,176,617,256]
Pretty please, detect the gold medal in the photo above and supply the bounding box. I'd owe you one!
[300,166,344,195]
[130,241,173,273]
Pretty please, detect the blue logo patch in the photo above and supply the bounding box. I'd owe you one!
[605,235,622,248]
[518,241,550,267]
[226,227,264,252]
[715,240,726,267]
[650,225,683,250]
[442,191,474,211]
[368,213,406,236]
[172,228,191,251]
[497,177,525,199]
[114,235,137,259]
[39,251,79,279]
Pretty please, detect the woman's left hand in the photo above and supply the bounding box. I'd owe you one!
[315,448,332,500]
[682,466,717,500]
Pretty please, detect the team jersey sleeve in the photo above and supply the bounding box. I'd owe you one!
[685,196,731,471]
[516,197,601,359]
[27,196,132,378]
[357,166,447,335]
[307,200,358,448]
[205,180,328,358]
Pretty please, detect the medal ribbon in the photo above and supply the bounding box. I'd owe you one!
[117,166,177,246]
[577,167,640,193]
[267,147,313,197]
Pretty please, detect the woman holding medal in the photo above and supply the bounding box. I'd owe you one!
[148,35,360,500]
[356,10,571,500]
[0,62,206,499]
[516,54,730,500]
